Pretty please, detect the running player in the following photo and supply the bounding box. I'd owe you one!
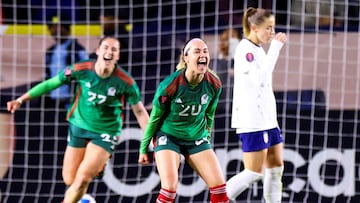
[227,7,287,202]
[7,36,149,203]
[138,38,229,203]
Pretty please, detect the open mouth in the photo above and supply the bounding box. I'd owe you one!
[104,56,112,61]
[197,58,207,65]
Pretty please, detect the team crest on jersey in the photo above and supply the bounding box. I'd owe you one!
[108,87,116,96]
[201,94,208,104]
[85,82,91,88]
[246,52,254,62]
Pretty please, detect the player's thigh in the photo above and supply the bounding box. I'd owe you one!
[76,143,111,180]
[62,146,86,183]
[154,150,181,189]
[242,150,267,173]
[266,142,284,168]
[187,149,225,187]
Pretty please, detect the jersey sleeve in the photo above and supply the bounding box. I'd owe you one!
[234,41,261,87]
[234,42,255,75]
[139,105,165,154]
[139,79,171,154]
[124,81,142,105]
[57,65,76,83]
[266,39,284,73]
[28,76,64,98]
[205,84,222,130]
[152,79,172,110]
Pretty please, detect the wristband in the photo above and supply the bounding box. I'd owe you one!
[16,98,23,104]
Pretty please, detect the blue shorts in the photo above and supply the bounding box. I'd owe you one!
[238,127,284,152]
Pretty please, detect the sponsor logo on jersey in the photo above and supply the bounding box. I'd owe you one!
[195,139,204,146]
[175,98,182,103]
[86,82,91,88]
[195,137,209,146]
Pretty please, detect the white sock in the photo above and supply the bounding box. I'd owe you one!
[226,169,263,200]
[263,166,284,203]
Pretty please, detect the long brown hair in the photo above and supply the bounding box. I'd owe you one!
[242,7,273,37]
[98,36,121,47]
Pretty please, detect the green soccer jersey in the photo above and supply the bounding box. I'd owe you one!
[58,60,141,135]
[140,69,222,154]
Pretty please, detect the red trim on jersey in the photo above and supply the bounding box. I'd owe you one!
[165,71,186,96]
[205,71,222,90]
[113,68,134,86]
[66,86,82,120]
[73,61,94,71]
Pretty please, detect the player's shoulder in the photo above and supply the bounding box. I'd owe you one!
[159,69,185,96]
[72,59,95,71]
[237,39,258,51]
[234,39,258,62]
[205,70,222,90]
[159,69,182,85]
[112,66,135,86]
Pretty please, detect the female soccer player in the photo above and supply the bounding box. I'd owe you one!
[227,7,287,202]
[138,38,229,203]
[7,36,149,203]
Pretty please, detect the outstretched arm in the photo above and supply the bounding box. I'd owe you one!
[7,92,31,113]
[7,76,63,113]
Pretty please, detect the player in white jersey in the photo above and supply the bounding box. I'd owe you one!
[227,7,287,203]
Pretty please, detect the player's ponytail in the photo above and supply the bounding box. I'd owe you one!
[243,7,273,37]
[176,39,192,70]
[176,55,186,70]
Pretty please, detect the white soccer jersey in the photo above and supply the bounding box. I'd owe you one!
[231,38,284,133]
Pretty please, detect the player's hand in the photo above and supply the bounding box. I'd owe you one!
[274,32,287,44]
[7,99,22,114]
[138,153,150,165]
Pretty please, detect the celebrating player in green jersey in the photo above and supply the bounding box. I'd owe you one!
[7,36,149,203]
[138,38,229,203]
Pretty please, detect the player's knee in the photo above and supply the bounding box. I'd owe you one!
[78,173,93,185]
[161,179,179,191]
[62,173,75,186]
[63,178,73,186]
[71,174,93,191]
